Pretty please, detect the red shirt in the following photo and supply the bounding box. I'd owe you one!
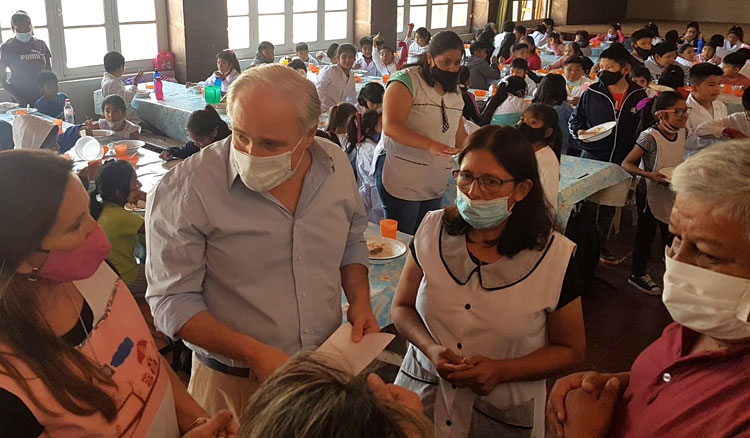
[720,74,750,88]
[609,323,750,438]
[610,92,625,111]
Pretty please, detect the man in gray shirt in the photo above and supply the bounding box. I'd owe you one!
[145,64,378,418]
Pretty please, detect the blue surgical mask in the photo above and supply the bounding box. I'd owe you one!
[565,77,582,87]
[15,32,33,43]
[456,187,513,229]
[372,133,382,142]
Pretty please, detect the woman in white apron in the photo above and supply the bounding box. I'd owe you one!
[374,30,469,234]
[391,126,586,438]
[0,150,236,437]
[621,91,688,295]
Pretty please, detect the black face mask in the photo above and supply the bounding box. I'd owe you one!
[634,46,654,59]
[598,70,624,87]
[431,66,459,92]
[517,123,549,144]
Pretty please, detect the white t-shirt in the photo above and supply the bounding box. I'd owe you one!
[101,72,140,123]
[685,93,728,156]
[353,56,379,77]
[695,111,750,138]
[99,118,141,140]
[535,146,559,212]
[407,40,428,64]
[493,94,529,116]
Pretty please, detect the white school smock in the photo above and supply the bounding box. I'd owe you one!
[196,69,240,93]
[394,210,576,438]
[407,40,428,64]
[685,93,727,156]
[316,64,358,111]
[354,138,385,223]
[642,127,685,223]
[354,55,380,77]
[376,67,464,201]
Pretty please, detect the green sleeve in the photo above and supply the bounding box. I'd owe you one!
[388,69,414,96]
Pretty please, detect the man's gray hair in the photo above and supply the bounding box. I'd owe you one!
[227,64,321,133]
[671,140,750,227]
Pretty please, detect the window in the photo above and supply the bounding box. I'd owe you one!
[227,0,352,56]
[0,0,167,80]
[510,0,549,22]
[397,0,471,39]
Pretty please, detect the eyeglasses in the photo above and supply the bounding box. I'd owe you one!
[658,108,692,116]
[452,170,515,195]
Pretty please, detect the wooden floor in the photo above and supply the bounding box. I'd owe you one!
[557,20,741,39]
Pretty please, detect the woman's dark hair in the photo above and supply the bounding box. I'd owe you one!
[498,32,515,59]
[575,30,590,48]
[90,159,136,219]
[413,31,464,90]
[327,43,340,59]
[645,22,660,38]
[217,49,241,74]
[358,82,384,107]
[728,25,744,42]
[502,20,515,33]
[326,103,357,133]
[708,34,724,49]
[187,105,231,140]
[479,76,527,126]
[664,30,679,44]
[442,125,553,256]
[0,150,118,421]
[101,93,127,113]
[533,74,567,106]
[11,10,31,28]
[415,27,431,42]
[657,64,685,89]
[639,90,685,131]
[346,110,381,154]
[524,103,562,160]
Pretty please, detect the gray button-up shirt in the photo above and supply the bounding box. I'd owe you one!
[145,136,369,367]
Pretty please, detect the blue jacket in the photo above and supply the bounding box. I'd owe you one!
[569,80,647,164]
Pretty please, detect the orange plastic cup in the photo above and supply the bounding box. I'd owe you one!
[733,87,745,97]
[382,74,390,83]
[146,84,155,90]
[355,76,361,83]
[380,219,398,239]
[102,145,109,155]
[53,118,63,134]
[15,110,27,116]
[474,90,487,97]
[115,144,128,158]
[722,84,731,94]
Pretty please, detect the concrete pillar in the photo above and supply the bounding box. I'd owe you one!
[167,0,229,83]
[354,0,397,50]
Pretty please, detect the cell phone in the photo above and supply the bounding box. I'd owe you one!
[141,143,165,153]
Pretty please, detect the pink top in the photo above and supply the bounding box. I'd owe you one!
[0,264,179,437]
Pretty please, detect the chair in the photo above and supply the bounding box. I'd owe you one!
[490,112,522,126]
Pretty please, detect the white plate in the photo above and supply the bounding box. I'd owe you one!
[135,90,150,97]
[7,107,38,116]
[648,84,674,92]
[91,129,115,137]
[579,121,616,142]
[352,69,368,74]
[108,139,145,153]
[0,102,19,113]
[367,237,407,264]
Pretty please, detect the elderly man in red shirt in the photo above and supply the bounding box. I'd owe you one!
[545,140,750,438]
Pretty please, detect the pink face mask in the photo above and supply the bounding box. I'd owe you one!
[34,225,112,283]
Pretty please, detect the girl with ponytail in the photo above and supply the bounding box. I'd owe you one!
[346,110,384,222]
[160,105,232,160]
[479,75,528,125]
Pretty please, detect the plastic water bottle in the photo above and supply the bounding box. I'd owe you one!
[154,70,164,100]
[214,76,222,91]
[63,99,75,124]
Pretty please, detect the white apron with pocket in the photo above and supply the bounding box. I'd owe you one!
[644,127,685,224]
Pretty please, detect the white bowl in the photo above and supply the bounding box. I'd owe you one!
[91,129,115,138]
[0,102,19,113]
[108,139,145,153]
[75,136,104,161]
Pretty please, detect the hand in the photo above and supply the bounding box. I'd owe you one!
[347,301,380,343]
[248,343,289,382]
[577,129,592,143]
[159,150,174,160]
[215,71,227,81]
[183,410,239,438]
[427,141,461,156]
[128,189,147,204]
[367,373,424,413]
[568,96,581,106]
[133,70,144,84]
[562,378,620,438]
[373,32,382,43]
[425,344,471,380]
[185,81,196,88]
[646,171,668,185]
[408,23,415,31]
[82,119,98,135]
[446,355,503,396]
[723,127,747,139]
[547,372,617,438]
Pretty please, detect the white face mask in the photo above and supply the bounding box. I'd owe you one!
[662,249,750,341]
[99,118,126,131]
[231,137,306,192]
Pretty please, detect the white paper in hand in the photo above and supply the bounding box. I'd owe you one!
[316,323,395,375]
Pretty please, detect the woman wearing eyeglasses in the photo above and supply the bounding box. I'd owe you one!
[391,125,585,438]
[621,91,688,295]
